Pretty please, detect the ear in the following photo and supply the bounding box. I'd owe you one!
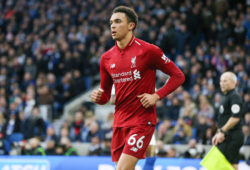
[128,22,135,31]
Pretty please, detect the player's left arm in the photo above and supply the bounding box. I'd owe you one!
[149,45,185,99]
[138,45,185,109]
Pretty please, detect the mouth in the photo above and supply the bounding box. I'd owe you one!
[112,31,116,36]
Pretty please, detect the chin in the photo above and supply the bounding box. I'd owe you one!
[112,37,120,41]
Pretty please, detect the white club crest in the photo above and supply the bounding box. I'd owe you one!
[231,104,240,114]
[131,56,136,68]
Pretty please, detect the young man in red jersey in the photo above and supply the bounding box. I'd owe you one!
[91,6,185,170]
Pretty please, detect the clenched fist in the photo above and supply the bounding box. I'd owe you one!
[90,88,104,103]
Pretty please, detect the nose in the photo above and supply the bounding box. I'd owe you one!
[111,23,115,29]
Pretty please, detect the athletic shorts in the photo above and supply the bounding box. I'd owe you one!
[111,125,155,162]
[217,130,244,164]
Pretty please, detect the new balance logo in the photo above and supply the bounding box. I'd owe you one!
[161,54,170,63]
[110,64,115,69]
[133,69,141,80]
[130,147,138,152]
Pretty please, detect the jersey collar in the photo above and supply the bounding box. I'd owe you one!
[115,35,135,51]
[224,89,235,95]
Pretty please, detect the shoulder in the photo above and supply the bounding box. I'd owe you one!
[230,90,241,98]
[135,38,161,50]
[101,46,116,60]
[230,90,242,102]
[135,38,162,55]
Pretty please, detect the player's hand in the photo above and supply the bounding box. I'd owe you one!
[212,134,218,145]
[90,88,104,103]
[212,132,225,145]
[216,132,225,143]
[137,93,160,109]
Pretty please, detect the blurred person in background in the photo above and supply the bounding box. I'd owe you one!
[60,137,78,156]
[24,137,46,155]
[183,138,204,158]
[69,111,84,142]
[23,106,46,139]
[82,120,103,143]
[172,117,192,144]
[242,124,250,145]
[88,135,103,156]
[45,139,56,155]
[44,125,58,144]
[2,110,22,154]
[156,118,173,144]
[212,72,244,170]
[195,116,210,144]
[166,146,178,158]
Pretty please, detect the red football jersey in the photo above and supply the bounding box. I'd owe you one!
[98,36,184,127]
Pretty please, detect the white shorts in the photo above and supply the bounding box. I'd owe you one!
[149,133,156,145]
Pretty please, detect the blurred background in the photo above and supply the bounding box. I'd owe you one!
[0,0,249,169]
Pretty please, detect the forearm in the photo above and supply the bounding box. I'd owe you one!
[97,92,111,105]
[99,57,113,105]
[221,117,240,132]
[156,70,185,99]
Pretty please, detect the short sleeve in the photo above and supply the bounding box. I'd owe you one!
[230,94,243,118]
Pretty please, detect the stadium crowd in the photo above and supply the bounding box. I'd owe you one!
[0,0,249,158]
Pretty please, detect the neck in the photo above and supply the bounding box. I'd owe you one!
[116,32,133,49]
[224,88,235,94]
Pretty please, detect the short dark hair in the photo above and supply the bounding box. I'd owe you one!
[112,6,138,30]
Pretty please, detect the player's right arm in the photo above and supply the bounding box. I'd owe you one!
[90,55,113,105]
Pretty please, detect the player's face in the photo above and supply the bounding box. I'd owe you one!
[220,74,233,93]
[110,13,131,41]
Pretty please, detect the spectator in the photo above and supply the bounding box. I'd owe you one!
[166,146,178,158]
[196,116,210,143]
[58,127,70,142]
[179,97,197,126]
[101,138,111,156]
[101,112,113,140]
[197,95,214,124]
[37,85,54,106]
[24,58,37,80]
[23,106,46,139]
[69,111,84,142]
[24,137,46,155]
[23,91,36,120]
[166,97,181,121]
[202,127,213,145]
[44,126,58,144]
[45,140,56,155]
[242,124,250,145]
[156,118,173,144]
[155,100,168,120]
[82,121,103,143]
[88,135,103,156]
[183,139,204,158]
[172,117,192,144]
[2,112,22,154]
[60,137,78,156]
